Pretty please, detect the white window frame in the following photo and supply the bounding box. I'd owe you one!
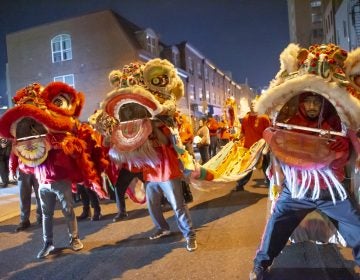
[54,74,75,88]
[51,34,72,63]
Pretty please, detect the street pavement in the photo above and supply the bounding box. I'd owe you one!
[0,170,359,280]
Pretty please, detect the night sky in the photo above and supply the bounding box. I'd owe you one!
[0,0,289,101]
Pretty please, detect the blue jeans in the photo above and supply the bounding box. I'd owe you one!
[39,180,78,243]
[254,186,360,268]
[18,171,42,222]
[145,178,195,239]
[199,145,210,164]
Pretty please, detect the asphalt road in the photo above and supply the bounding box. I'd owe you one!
[0,170,358,280]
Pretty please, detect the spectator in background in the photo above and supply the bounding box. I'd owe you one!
[176,113,195,157]
[196,117,210,164]
[218,115,231,147]
[207,116,219,158]
[235,100,270,191]
[0,138,11,187]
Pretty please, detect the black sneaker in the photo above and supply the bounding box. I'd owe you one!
[37,242,55,259]
[149,229,171,240]
[77,207,91,220]
[15,220,31,232]
[69,237,84,251]
[113,212,128,222]
[186,238,197,252]
[249,266,265,280]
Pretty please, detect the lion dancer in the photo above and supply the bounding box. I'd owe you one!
[91,59,199,251]
[0,82,108,259]
[249,44,360,279]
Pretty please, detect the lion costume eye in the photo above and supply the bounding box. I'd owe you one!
[52,94,71,109]
[353,75,360,87]
[151,75,169,87]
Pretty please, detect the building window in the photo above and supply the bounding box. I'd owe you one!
[199,88,203,100]
[205,68,209,82]
[312,28,323,38]
[310,1,321,8]
[51,34,72,63]
[188,57,194,74]
[190,84,195,100]
[172,52,179,66]
[54,74,75,88]
[312,13,322,23]
[343,21,348,37]
[205,90,210,102]
[146,34,156,54]
[197,62,202,79]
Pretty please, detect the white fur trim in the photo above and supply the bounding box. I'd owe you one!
[279,43,300,75]
[344,47,360,76]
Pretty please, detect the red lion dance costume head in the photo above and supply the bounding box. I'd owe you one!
[0,82,109,198]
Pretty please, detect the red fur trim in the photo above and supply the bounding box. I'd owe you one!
[0,105,75,138]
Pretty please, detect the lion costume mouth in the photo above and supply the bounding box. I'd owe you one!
[11,117,50,167]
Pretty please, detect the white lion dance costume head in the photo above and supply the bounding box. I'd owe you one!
[256,43,360,203]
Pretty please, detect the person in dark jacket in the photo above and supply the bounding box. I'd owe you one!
[0,138,11,187]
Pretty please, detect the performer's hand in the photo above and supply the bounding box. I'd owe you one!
[329,136,349,152]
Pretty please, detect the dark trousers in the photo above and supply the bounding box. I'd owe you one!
[115,168,143,213]
[19,171,42,222]
[254,186,360,269]
[209,136,218,158]
[199,145,210,164]
[77,184,100,212]
[0,157,9,185]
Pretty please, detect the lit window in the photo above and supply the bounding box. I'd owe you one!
[206,90,210,101]
[54,74,75,88]
[51,34,72,63]
[190,84,195,100]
